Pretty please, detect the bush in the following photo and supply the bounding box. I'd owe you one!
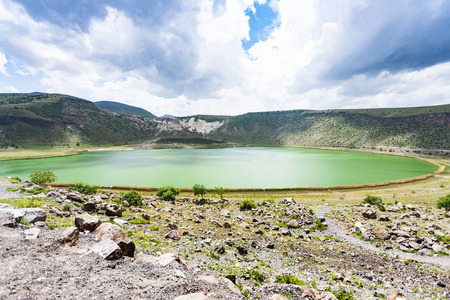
[240,200,256,211]
[122,190,143,207]
[274,275,305,286]
[437,194,450,212]
[29,170,57,186]
[193,184,207,199]
[156,186,180,201]
[376,203,386,211]
[332,289,354,300]
[62,204,71,211]
[247,269,265,283]
[362,195,382,205]
[214,187,228,199]
[72,182,99,195]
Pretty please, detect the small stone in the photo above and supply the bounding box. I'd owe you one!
[236,245,248,255]
[67,193,84,203]
[223,221,232,228]
[168,223,178,230]
[374,230,391,240]
[387,289,407,300]
[379,215,390,222]
[287,219,299,228]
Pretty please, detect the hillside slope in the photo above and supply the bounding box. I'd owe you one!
[0,93,448,152]
[0,93,148,146]
[95,101,155,117]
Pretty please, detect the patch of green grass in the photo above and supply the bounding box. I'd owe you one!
[0,197,44,208]
[19,219,30,226]
[247,269,265,283]
[435,234,450,244]
[129,218,152,224]
[62,204,71,211]
[310,219,327,231]
[274,275,305,285]
[332,289,354,300]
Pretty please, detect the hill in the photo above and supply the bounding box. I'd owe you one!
[0,93,148,147]
[94,101,155,117]
[0,93,448,153]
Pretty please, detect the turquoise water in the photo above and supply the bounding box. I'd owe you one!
[0,147,437,188]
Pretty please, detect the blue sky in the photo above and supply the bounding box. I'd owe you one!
[0,0,449,116]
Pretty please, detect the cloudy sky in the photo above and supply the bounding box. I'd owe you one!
[0,0,449,116]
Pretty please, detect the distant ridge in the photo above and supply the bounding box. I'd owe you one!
[95,101,155,117]
[160,114,177,118]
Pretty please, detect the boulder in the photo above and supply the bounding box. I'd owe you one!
[362,209,377,219]
[409,241,422,250]
[81,202,97,212]
[287,219,299,228]
[21,208,47,224]
[165,230,181,240]
[392,230,410,238]
[354,222,366,234]
[374,230,391,240]
[236,245,248,255]
[89,239,123,260]
[95,223,135,257]
[279,197,296,206]
[387,290,407,300]
[134,253,158,264]
[105,204,124,217]
[379,215,390,222]
[75,213,102,232]
[432,243,444,253]
[173,293,207,300]
[0,209,17,227]
[220,209,231,217]
[58,227,79,246]
[157,253,186,267]
[67,193,84,202]
[49,207,70,218]
[24,227,40,239]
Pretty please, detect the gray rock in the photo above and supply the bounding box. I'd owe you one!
[89,239,123,260]
[81,202,97,212]
[95,223,135,257]
[75,213,102,232]
[0,203,14,209]
[21,208,47,223]
[24,227,40,239]
[409,241,422,250]
[387,289,407,300]
[287,219,299,228]
[392,230,410,238]
[0,209,17,227]
[46,191,58,198]
[279,197,296,206]
[67,193,84,202]
[379,215,390,222]
[58,227,79,246]
[354,222,366,234]
[432,243,444,253]
[165,230,181,240]
[105,204,124,217]
[173,293,207,300]
[362,209,377,219]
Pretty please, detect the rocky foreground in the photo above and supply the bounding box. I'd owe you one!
[0,180,449,300]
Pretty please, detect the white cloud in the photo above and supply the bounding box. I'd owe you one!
[0,52,7,75]
[0,0,449,117]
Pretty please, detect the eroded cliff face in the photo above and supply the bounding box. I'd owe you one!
[147,117,225,136]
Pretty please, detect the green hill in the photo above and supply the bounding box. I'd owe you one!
[94,101,155,117]
[0,93,148,147]
[0,93,448,153]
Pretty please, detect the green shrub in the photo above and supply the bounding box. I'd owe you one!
[19,219,30,226]
[362,195,382,205]
[332,289,354,300]
[156,186,180,201]
[214,187,228,199]
[72,182,99,195]
[437,194,450,212]
[193,184,207,199]
[247,269,265,283]
[310,219,327,231]
[376,203,386,211]
[240,200,256,211]
[122,190,143,207]
[29,170,57,186]
[129,218,151,224]
[62,204,71,211]
[274,275,305,286]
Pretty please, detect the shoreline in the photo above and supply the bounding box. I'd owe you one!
[1,145,446,192]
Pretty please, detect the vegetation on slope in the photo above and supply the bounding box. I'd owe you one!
[94,101,156,118]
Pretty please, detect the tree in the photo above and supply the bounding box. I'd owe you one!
[437,194,450,212]
[193,184,207,199]
[156,186,180,201]
[29,170,57,186]
[213,187,228,199]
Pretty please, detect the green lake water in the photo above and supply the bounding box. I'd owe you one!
[0,147,437,188]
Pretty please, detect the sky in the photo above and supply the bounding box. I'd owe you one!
[0,0,450,117]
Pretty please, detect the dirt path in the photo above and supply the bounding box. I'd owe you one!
[316,206,450,270]
[0,178,24,200]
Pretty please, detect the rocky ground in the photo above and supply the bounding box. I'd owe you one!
[0,179,449,300]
